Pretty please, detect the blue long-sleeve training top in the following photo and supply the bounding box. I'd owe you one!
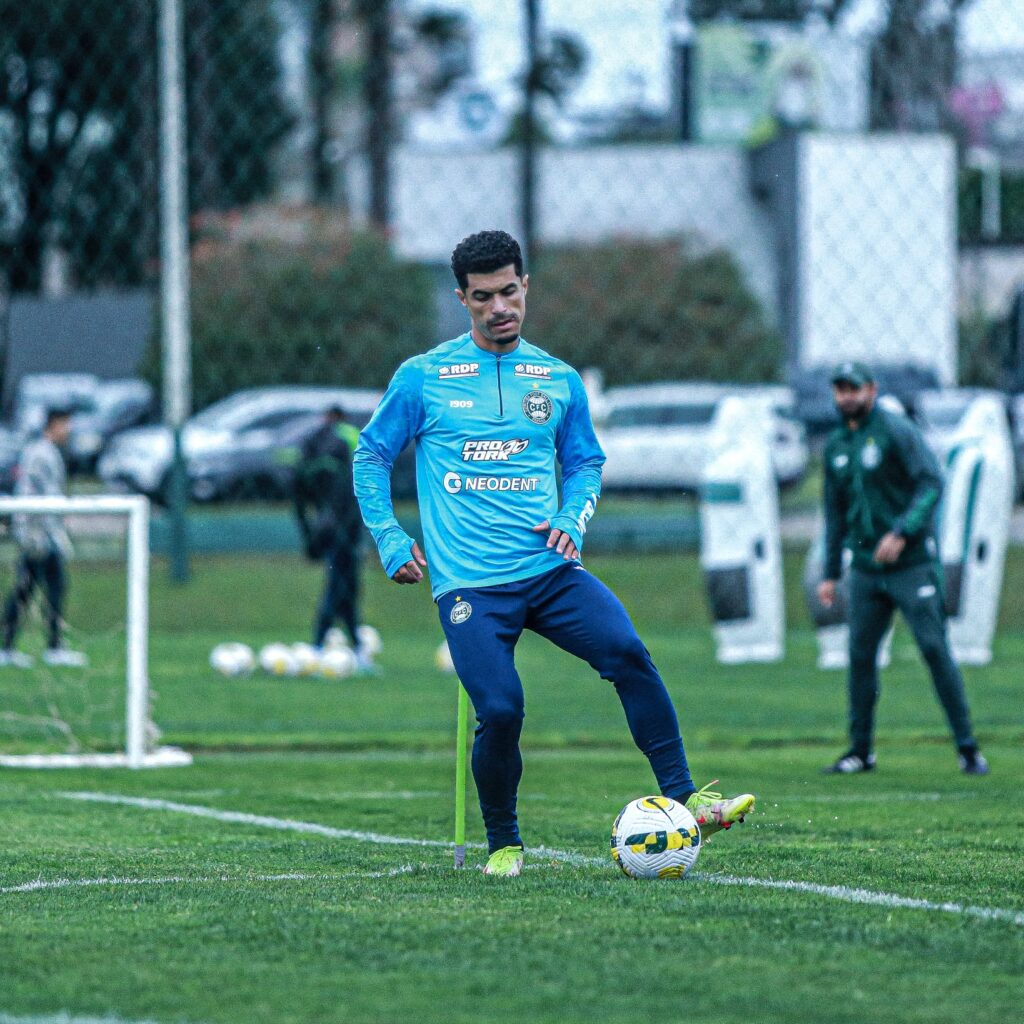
[353,332,605,600]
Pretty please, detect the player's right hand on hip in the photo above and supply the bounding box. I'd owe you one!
[817,579,837,608]
[392,541,427,584]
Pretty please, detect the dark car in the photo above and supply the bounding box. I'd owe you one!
[793,362,942,440]
[188,411,417,503]
[67,379,154,473]
[13,374,154,474]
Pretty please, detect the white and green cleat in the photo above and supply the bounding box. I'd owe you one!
[685,782,755,839]
[482,845,524,877]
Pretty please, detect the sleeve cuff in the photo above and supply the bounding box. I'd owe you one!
[380,532,416,578]
[550,514,584,553]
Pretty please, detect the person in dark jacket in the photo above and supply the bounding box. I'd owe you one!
[294,406,374,671]
[817,361,987,775]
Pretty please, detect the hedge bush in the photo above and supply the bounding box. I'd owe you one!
[147,224,435,411]
[527,239,782,385]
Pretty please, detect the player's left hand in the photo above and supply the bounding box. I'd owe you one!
[532,521,578,561]
[873,531,906,564]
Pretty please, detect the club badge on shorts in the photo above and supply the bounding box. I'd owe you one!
[522,390,553,424]
[450,598,473,624]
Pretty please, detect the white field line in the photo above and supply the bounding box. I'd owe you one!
[57,792,1024,927]
[0,1015,173,1024]
[3,873,308,895]
[58,791,488,851]
[2,866,418,897]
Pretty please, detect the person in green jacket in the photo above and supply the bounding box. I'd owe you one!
[817,361,988,775]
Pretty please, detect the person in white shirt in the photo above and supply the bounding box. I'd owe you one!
[0,407,87,668]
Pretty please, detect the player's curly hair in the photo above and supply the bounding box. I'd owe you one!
[450,230,523,290]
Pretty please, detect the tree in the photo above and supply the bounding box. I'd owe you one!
[0,0,155,292]
[869,0,970,133]
[0,0,291,295]
[185,0,293,211]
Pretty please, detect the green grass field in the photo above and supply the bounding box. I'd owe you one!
[1,549,1022,1024]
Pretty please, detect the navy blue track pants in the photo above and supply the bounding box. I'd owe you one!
[438,563,694,853]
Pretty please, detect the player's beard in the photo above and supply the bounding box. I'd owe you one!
[481,315,521,345]
[836,397,871,422]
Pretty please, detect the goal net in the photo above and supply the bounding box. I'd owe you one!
[0,495,190,768]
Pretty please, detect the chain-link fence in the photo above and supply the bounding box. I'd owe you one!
[1,0,1022,515]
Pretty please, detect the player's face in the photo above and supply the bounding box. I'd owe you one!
[832,381,876,421]
[48,417,72,446]
[457,264,528,351]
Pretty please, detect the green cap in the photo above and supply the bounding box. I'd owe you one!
[830,360,874,387]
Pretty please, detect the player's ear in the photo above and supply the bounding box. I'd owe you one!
[521,274,528,294]
[455,288,467,308]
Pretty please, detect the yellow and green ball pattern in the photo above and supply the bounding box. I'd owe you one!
[610,796,701,880]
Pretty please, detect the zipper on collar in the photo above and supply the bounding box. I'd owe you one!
[495,353,505,417]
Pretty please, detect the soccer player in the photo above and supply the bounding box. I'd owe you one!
[818,361,988,775]
[354,230,755,876]
[0,406,87,668]
[294,405,375,672]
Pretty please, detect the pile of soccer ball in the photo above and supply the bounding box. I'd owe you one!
[208,625,381,681]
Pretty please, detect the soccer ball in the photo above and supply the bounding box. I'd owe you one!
[291,642,322,676]
[209,642,256,677]
[434,640,455,673]
[610,796,701,880]
[356,624,382,656]
[259,642,300,677]
[322,627,350,650]
[319,646,357,679]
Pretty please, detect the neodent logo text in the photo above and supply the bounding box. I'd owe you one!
[443,472,539,494]
[461,439,530,462]
[465,476,539,493]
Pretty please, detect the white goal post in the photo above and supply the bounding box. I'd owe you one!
[0,494,191,769]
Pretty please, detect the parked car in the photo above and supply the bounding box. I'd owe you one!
[793,363,942,439]
[66,379,154,472]
[14,373,97,435]
[13,374,154,473]
[186,408,417,503]
[595,382,808,493]
[188,412,325,503]
[98,387,382,501]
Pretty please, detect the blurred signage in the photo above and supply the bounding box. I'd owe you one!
[695,23,772,142]
[695,22,826,143]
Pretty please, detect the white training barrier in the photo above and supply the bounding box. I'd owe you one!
[699,397,784,664]
[802,529,893,671]
[939,396,1014,666]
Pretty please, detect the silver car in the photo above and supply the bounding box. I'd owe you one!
[98,386,381,500]
[595,382,808,492]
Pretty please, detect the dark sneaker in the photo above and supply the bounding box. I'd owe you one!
[823,751,876,774]
[958,748,990,775]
